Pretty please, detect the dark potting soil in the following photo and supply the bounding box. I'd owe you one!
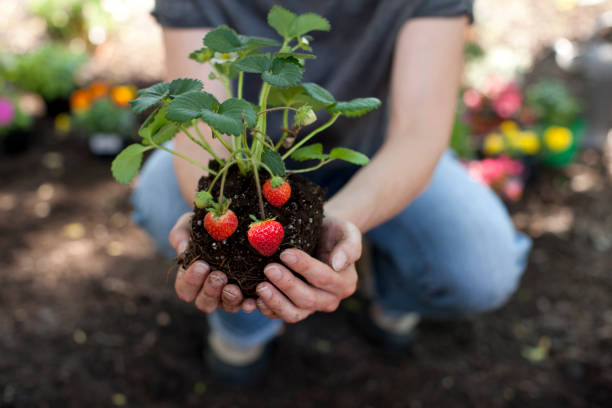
[179,163,326,297]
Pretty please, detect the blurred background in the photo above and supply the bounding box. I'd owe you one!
[1,0,611,407]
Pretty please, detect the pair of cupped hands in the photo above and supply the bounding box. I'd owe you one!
[170,212,361,323]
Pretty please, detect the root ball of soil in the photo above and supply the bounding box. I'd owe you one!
[178,163,326,297]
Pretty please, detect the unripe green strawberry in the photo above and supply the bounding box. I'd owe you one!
[204,210,238,241]
[262,177,291,208]
[247,218,284,256]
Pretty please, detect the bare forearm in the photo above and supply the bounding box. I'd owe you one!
[325,120,450,232]
[163,28,231,204]
[325,17,466,232]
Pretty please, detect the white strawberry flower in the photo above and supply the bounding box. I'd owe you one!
[210,52,238,65]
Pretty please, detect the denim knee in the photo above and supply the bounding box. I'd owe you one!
[131,148,191,258]
[427,219,531,316]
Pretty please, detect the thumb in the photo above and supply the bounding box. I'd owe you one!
[330,219,362,271]
[169,212,193,255]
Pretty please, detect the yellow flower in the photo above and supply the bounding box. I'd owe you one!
[111,85,136,107]
[544,126,573,152]
[483,133,505,156]
[500,120,519,135]
[55,113,71,133]
[516,131,540,155]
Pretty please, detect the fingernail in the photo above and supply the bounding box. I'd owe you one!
[210,273,225,288]
[177,241,188,255]
[280,251,297,266]
[332,251,346,271]
[264,265,281,281]
[222,289,236,298]
[193,262,209,277]
[257,284,271,299]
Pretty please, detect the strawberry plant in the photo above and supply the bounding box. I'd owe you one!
[111,6,381,296]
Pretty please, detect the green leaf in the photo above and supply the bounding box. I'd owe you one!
[204,26,242,53]
[151,122,180,145]
[111,144,149,184]
[218,98,257,128]
[290,143,329,161]
[268,86,326,110]
[200,98,257,136]
[267,5,297,39]
[261,147,286,176]
[130,82,169,113]
[262,58,303,88]
[327,97,381,117]
[290,13,330,37]
[168,78,203,96]
[195,191,214,209]
[329,147,370,166]
[139,105,168,141]
[238,35,281,49]
[166,91,218,122]
[234,55,271,73]
[302,82,335,104]
[275,52,316,60]
[189,47,214,63]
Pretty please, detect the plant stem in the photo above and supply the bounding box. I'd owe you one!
[152,141,218,176]
[275,108,290,150]
[212,129,235,153]
[237,71,244,100]
[184,124,224,165]
[251,159,266,219]
[252,82,272,156]
[287,158,334,174]
[282,113,341,160]
[251,129,276,149]
[256,106,298,116]
[207,158,236,193]
[218,165,229,205]
[258,162,276,178]
[215,65,232,98]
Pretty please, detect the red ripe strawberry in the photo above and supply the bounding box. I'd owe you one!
[204,210,238,241]
[263,177,291,208]
[247,218,284,257]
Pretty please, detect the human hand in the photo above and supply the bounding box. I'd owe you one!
[169,212,258,314]
[255,215,361,323]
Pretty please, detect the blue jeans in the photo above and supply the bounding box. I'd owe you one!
[132,147,531,348]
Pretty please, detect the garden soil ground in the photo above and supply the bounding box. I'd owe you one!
[1,137,611,407]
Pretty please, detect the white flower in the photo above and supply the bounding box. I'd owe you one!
[210,52,238,65]
[301,37,310,46]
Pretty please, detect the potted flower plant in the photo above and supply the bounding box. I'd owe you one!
[0,42,87,116]
[70,81,137,156]
[111,6,380,296]
[0,93,34,155]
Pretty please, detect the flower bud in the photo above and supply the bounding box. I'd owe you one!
[294,106,317,127]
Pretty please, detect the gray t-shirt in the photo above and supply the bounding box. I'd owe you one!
[153,0,472,167]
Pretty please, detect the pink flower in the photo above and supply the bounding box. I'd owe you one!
[483,75,506,98]
[0,98,15,126]
[503,178,524,201]
[497,155,524,177]
[492,83,522,118]
[466,156,524,186]
[463,89,483,111]
[467,158,505,185]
